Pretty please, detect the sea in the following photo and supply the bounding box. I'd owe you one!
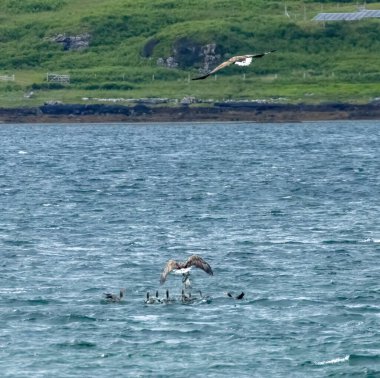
[0,121,379,377]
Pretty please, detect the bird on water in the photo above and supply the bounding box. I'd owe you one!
[145,289,172,304]
[191,50,276,80]
[227,292,245,300]
[103,288,126,302]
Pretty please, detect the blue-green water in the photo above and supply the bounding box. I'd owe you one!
[1,121,379,377]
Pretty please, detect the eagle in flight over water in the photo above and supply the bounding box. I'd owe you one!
[191,50,276,80]
[160,255,213,285]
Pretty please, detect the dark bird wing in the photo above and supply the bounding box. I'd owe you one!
[191,72,211,81]
[104,293,120,302]
[250,49,276,59]
[236,292,245,300]
[191,59,235,80]
[184,255,213,276]
[160,259,178,284]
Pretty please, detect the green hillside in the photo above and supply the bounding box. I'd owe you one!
[1,0,380,106]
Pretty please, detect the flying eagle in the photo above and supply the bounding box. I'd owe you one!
[160,255,213,285]
[191,50,276,80]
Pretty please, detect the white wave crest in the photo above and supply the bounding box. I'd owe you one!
[315,355,349,366]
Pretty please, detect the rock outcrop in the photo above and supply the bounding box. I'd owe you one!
[157,56,178,68]
[200,43,220,72]
[48,33,91,51]
[143,37,221,71]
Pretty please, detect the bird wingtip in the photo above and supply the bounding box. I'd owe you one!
[191,74,209,80]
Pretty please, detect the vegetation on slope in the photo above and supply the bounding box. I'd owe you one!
[0,0,379,106]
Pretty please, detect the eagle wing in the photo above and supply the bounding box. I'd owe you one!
[191,59,234,80]
[250,49,276,59]
[160,260,178,284]
[184,255,213,276]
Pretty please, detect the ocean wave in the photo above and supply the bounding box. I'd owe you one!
[314,355,349,366]
[313,354,380,367]
[363,238,380,244]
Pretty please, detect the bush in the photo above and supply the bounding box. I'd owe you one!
[31,82,66,90]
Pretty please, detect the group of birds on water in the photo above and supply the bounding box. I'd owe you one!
[103,255,244,305]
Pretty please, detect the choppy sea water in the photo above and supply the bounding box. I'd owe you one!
[1,121,379,377]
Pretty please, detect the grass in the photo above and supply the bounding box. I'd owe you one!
[0,0,380,106]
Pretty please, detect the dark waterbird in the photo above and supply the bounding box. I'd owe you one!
[227,292,245,300]
[145,289,172,304]
[162,289,173,304]
[145,290,160,304]
[103,288,126,302]
[191,50,276,80]
[181,289,200,304]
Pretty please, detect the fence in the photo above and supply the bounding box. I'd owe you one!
[0,74,15,81]
[46,73,70,84]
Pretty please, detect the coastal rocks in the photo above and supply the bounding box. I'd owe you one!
[40,103,130,116]
[48,33,91,51]
[39,103,153,117]
[2,102,380,123]
[180,96,197,105]
[44,100,63,105]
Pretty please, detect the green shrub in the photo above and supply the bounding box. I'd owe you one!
[31,82,66,90]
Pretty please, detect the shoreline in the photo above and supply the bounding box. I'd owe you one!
[0,102,380,123]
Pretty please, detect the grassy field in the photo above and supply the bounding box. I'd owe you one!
[0,0,380,106]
